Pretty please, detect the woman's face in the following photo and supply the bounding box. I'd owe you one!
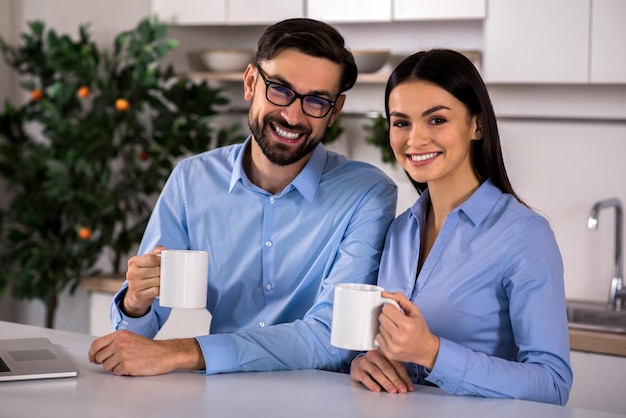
[388,80,481,191]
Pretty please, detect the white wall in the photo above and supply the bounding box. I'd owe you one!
[2,0,626,329]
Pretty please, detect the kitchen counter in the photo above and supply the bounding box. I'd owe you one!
[568,328,626,357]
[80,278,626,358]
[2,320,625,418]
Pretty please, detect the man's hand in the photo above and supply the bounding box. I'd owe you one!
[88,330,205,376]
[122,246,165,317]
[350,350,414,394]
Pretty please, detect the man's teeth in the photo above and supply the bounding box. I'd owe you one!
[411,152,439,162]
[274,125,301,140]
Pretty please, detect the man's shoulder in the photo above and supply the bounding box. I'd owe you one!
[324,150,395,185]
[176,143,242,170]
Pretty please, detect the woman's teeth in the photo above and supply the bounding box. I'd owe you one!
[411,152,439,162]
[274,125,301,140]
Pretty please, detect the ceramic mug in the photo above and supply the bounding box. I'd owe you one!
[158,249,209,309]
[330,283,401,351]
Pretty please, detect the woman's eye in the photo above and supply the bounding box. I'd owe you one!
[392,120,409,128]
[429,117,446,125]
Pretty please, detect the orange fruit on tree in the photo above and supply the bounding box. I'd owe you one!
[30,89,43,101]
[77,86,91,98]
[115,98,130,112]
[78,227,92,240]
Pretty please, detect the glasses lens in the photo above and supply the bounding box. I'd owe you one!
[302,96,332,118]
[267,84,295,106]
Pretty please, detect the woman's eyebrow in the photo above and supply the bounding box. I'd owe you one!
[390,105,451,119]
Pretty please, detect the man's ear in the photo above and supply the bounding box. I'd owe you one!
[327,94,346,127]
[243,63,256,102]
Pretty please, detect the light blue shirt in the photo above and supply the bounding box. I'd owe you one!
[110,138,398,374]
[377,180,573,405]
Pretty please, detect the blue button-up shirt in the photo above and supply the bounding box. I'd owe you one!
[377,180,573,405]
[111,138,397,374]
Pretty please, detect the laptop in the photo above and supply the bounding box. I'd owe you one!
[0,337,79,382]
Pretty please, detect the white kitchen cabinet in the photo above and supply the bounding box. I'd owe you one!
[307,0,392,23]
[152,0,303,25]
[152,0,225,25]
[483,0,590,83]
[227,0,303,25]
[394,0,485,21]
[590,0,626,83]
[88,290,212,339]
[569,350,626,415]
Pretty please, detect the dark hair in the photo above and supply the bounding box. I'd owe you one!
[256,18,358,94]
[385,49,524,205]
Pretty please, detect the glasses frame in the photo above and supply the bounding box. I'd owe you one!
[255,64,337,119]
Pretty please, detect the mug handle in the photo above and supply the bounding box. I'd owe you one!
[373,297,402,348]
[380,297,401,311]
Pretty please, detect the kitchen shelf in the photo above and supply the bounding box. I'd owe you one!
[186,71,391,84]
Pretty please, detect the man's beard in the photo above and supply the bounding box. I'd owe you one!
[248,112,322,166]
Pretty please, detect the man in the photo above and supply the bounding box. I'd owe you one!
[88,18,397,376]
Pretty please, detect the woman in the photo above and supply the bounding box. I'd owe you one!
[350,49,573,405]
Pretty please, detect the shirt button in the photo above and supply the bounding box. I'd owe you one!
[259,321,265,328]
[265,284,273,291]
[269,197,275,204]
[436,380,444,387]
[265,241,273,247]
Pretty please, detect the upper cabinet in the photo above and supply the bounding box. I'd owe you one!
[483,0,626,84]
[590,0,626,83]
[306,0,485,23]
[152,0,225,25]
[393,0,485,20]
[152,0,304,25]
[483,0,590,84]
[307,0,392,23]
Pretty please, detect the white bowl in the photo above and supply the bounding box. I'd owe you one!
[352,50,391,73]
[200,49,254,72]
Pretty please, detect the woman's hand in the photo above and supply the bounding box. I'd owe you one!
[350,350,414,394]
[377,291,440,369]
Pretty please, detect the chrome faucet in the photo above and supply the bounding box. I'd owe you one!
[588,198,624,310]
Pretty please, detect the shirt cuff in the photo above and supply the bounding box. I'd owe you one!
[196,333,239,375]
[424,338,468,393]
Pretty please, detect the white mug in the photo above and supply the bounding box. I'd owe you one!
[330,283,401,351]
[158,249,209,309]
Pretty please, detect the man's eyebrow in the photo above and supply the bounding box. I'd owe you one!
[265,72,333,98]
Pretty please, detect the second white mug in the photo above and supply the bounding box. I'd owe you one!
[330,283,400,351]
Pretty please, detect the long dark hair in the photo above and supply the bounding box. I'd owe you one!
[385,49,525,205]
[256,18,358,94]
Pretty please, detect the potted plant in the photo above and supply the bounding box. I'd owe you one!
[363,112,395,165]
[0,16,244,328]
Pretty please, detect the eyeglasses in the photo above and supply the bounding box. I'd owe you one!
[255,64,336,118]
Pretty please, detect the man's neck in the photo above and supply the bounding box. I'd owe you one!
[244,140,311,194]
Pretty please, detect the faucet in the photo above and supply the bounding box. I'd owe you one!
[588,198,624,310]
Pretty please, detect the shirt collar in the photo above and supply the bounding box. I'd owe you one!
[410,179,504,227]
[229,136,326,202]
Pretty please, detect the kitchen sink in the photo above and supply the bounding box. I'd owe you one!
[566,299,626,334]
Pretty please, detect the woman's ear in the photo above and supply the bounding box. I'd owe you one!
[472,114,484,140]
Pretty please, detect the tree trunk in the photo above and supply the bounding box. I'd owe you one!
[45,290,58,329]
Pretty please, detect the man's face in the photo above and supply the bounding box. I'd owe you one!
[244,49,345,167]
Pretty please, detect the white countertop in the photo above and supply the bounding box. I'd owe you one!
[1,320,624,418]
